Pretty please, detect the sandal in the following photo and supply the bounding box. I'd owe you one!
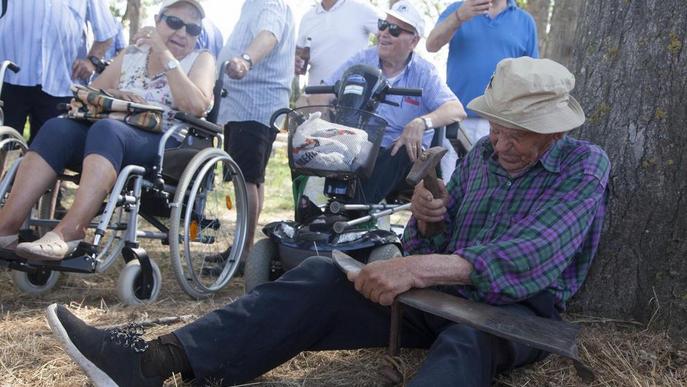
[16,231,82,261]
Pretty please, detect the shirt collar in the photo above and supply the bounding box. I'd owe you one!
[376,50,416,82]
[316,0,345,14]
[481,137,564,177]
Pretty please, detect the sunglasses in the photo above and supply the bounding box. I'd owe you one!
[160,14,202,37]
[377,19,414,38]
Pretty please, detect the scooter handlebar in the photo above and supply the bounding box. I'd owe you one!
[386,87,422,97]
[304,85,336,94]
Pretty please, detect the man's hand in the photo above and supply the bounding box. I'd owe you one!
[347,258,419,306]
[391,117,425,161]
[455,0,492,23]
[411,179,448,235]
[226,57,251,80]
[71,59,96,81]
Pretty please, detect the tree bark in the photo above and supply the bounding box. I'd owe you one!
[523,0,551,54]
[543,0,582,67]
[123,0,142,43]
[568,0,687,339]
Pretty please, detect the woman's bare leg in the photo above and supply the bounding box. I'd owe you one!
[51,154,116,242]
[0,152,57,235]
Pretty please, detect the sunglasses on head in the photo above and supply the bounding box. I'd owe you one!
[160,14,202,37]
[377,19,414,38]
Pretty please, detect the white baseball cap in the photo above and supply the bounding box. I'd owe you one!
[160,0,205,18]
[385,0,425,37]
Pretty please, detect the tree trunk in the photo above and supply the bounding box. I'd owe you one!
[543,0,582,67]
[523,0,551,54]
[123,0,142,43]
[568,0,687,340]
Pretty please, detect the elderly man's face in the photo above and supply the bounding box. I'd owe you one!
[489,122,562,175]
[377,15,419,62]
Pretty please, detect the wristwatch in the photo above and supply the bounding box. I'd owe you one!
[241,53,253,70]
[421,116,433,130]
[88,55,107,74]
[164,58,180,73]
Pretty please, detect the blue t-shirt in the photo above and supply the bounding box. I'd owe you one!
[327,47,457,149]
[438,0,538,117]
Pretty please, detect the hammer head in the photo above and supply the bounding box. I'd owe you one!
[405,146,448,186]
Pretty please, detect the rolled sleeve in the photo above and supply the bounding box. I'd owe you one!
[251,0,287,43]
[87,0,118,41]
[455,171,608,304]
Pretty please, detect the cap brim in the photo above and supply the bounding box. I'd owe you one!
[385,10,423,37]
[467,95,585,134]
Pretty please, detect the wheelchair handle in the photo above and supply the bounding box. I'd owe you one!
[385,87,422,97]
[0,61,20,98]
[304,85,336,95]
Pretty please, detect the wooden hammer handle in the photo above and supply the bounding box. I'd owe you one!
[422,170,446,237]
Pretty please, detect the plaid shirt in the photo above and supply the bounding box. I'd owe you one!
[402,136,610,310]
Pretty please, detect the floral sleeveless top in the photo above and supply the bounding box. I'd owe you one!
[118,46,202,133]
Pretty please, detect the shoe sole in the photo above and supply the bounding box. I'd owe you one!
[46,304,118,387]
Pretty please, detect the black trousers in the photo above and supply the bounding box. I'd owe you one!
[0,83,71,143]
[174,256,554,386]
[354,147,413,204]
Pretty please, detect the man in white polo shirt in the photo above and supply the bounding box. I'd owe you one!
[295,0,383,87]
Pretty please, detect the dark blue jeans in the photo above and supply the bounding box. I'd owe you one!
[174,256,551,386]
[355,147,412,204]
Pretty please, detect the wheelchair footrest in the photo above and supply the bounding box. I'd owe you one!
[0,243,98,274]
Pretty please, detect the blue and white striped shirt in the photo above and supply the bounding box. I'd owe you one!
[0,0,117,97]
[217,0,296,127]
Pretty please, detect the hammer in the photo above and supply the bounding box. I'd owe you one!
[405,146,448,237]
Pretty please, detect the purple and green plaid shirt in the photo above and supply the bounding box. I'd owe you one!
[402,136,610,310]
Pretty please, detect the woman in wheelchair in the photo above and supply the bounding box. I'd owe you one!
[0,0,215,261]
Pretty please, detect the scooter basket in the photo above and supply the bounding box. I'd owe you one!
[285,106,387,179]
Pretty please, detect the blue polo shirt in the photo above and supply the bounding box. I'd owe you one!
[438,0,538,117]
[327,47,457,149]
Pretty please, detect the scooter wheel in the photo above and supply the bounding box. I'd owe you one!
[10,269,60,295]
[117,259,162,305]
[243,238,278,293]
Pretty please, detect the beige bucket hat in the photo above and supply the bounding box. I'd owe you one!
[467,57,585,134]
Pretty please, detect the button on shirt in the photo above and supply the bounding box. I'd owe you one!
[297,0,382,86]
[217,0,295,127]
[326,48,458,149]
[402,136,611,310]
[0,0,118,97]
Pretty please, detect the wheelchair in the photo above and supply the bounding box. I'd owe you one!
[0,60,249,304]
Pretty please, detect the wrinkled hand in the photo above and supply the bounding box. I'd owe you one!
[132,27,167,54]
[108,89,146,104]
[411,179,448,225]
[71,59,96,81]
[347,258,418,306]
[226,57,250,80]
[391,117,425,161]
[456,0,492,22]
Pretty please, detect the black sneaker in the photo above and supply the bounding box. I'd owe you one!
[46,304,164,387]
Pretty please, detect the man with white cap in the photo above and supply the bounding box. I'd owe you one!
[45,57,609,386]
[313,0,466,204]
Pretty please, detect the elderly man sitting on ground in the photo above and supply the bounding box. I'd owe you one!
[45,57,610,387]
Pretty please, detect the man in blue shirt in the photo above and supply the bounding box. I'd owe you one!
[426,0,537,143]
[316,0,465,204]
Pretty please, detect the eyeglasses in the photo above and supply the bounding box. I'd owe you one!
[377,19,414,38]
[160,14,202,37]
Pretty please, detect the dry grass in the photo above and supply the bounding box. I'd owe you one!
[1,147,685,386]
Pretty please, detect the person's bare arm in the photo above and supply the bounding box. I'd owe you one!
[391,100,467,161]
[426,0,492,52]
[226,30,278,79]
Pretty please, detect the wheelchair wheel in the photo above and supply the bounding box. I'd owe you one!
[170,148,249,299]
[367,244,402,263]
[243,238,278,293]
[93,206,126,273]
[0,126,27,181]
[9,269,60,295]
[117,259,162,305]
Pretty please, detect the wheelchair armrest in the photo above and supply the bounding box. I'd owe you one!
[173,111,223,135]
